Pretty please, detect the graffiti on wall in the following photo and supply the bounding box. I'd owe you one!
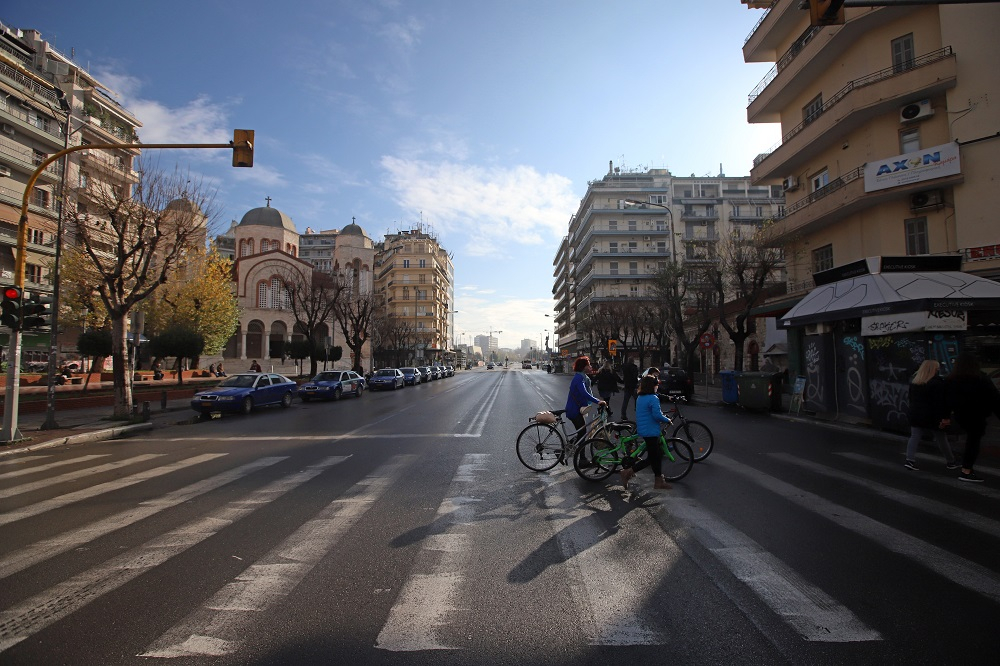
[835,333,868,418]
[865,334,923,430]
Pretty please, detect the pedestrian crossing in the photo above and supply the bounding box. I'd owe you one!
[0,444,997,660]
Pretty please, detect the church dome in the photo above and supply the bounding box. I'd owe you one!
[341,221,367,237]
[165,198,203,216]
[238,206,297,233]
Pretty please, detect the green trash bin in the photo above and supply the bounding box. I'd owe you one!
[737,372,778,411]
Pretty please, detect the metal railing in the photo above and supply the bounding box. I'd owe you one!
[774,165,864,220]
[744,0,779,46]
[0,60,59,103]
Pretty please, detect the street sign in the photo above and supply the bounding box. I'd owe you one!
[699,332,716,349]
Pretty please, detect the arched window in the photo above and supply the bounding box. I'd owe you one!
[239,239,248,257]
[257,281,268,308]
[270,277,282,310]
[247,239,254,255]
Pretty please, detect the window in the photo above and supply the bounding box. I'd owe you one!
[32,188,49,209]
[403,259,410,268]
[418,274,426,284]
[78,172,89,189]
[257,282,268,308]
[892,34,915,73]
[649,195,669,205]
[657,241,667,253]
[803,94,823,125]
[627,241,637,252]
[900,127,920,154]
[811,169,829,192]
[610,261,619,276]
[812,244,834,273]
[270,278,282,309]
[403,287,410,300]
[28,229,44,245]
[609,241,618,253]
[732,205,740,217]
[629,284,639,297]
[655,220,666,231]
[629,262,638,275]
[905,217,929,255]
[419,259,426,268]
[628,220,637,232]
[608,220,618,231]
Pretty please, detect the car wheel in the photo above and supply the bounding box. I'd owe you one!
[356,385,363,398]
[334,387,343,400]
[280,392,293,408]
[240,397,253,415]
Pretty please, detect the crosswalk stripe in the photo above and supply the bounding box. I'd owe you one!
[0,456,51,468]
[835,453,1000,500]
[0,455,348,654]
[714,456,1000,603]
[0,454,107,479]
[772,453,1000,540]
[0,454,226,527]
[0,457,288,579]
[139,454,412,658]
[375,454,490,651]
[655,495,881,642]
[0,454,163,499]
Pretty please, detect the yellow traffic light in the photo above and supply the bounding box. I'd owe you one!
[232,129,254,167]
[810,0,845,26]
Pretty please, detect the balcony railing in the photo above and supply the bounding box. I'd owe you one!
[749,24,822,103]
[744,0,779,46]
[753,47,954,166]
[0,103,64,143]
[0,60,60,103]
[774,165,864,220]
[0,139,63,179]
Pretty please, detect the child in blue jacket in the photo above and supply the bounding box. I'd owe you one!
[620,375,671,490]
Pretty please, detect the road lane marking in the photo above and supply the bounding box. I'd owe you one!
[0,457,288,579]
[835,452,1000,499]
[376,453,490,652]
[0,454,163,499]
[0,456,348,654]
[715,456,1000,604]
[0,454,107,479]
[140,454,411,658]
[0,454,226,527]
[0,456,51,468]
[142,434,482,442]
[654,495,881,642]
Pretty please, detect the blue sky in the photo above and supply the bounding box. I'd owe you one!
[4,1,780,351]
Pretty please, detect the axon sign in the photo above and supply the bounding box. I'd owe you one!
[864,142,961,192]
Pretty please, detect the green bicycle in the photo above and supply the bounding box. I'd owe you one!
[573,429,694,482]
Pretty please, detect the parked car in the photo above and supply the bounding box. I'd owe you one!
[400,367,422,386]
[369,368,405,390]
[297,370,364,401]
[191,373,297,415]
[416,366,431,383]
[657,366,694,401]
[445,365,455,376]
[425,366,439,380]
[486,363,495,369]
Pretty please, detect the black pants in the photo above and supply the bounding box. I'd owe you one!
[620,386,637,418]
[958,418,987,470]
[569,414,586,443]
[627,435,663,477]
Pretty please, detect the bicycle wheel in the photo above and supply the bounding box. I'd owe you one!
[573,438,619,481]
[659,437,694,481]
[671,419,714,462]
[516,423,565,472]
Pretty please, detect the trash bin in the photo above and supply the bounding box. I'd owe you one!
[769,371,785,411]
[720,370,739,404]
[737,372,779,411]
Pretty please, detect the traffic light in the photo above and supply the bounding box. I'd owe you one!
[232,129,254,167]
[809,0,845,26]
[1,286,22,329]
[21,291,53,329]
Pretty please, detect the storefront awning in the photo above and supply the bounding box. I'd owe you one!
[781,267,1000,328]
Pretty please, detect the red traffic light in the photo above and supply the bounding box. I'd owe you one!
[3,286,21,300]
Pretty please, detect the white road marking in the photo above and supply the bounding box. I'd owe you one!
[0,454,226,527]
[835,452,1000,499]
[0,454,107,479]
[0,456,51,468]
[143,433,481,442]
[140,455,411,658]
[0,454,163,498]
[375,453,490,652]
[0,456,348,654]
[0,457,287,579]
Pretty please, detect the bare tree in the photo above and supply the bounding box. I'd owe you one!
[63,163,217,417]
[334,291,377,374]
[649,262,713,374]
[372,313,415,368]
[278,266,346,377]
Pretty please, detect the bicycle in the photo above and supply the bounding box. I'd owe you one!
[573,429,694,482]
[659,394,714,462]
[516,404,635,472]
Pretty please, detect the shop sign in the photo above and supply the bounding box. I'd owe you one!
[864,142,961,192]
[861,310,967,336]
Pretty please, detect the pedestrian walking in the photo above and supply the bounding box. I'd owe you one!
[620,355,639,420]
[945,352,1000,483]
[595,360,621,406]
[904,360,959,471]
[619,374,672,491]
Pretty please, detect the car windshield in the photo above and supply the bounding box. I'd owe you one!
[219,375,256,388]
[312,372,342,382]
[374,369,395,377]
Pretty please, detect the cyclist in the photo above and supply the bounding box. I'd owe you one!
[619,374,672,490]
[566,356,606,442]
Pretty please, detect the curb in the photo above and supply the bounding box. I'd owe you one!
[0,422,156,456]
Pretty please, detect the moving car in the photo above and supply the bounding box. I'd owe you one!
[369,368,405,390]
[522,361,532,369]
[657,366,694,401]
[400,367,422,386]
[297,370,364,401]
[487,363,495,369]
[191,373,297,415]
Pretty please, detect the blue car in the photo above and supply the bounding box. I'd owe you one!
[400,367,422,386]
[191,373,297,415]
[298,370,364,401]
[368,368,405,390]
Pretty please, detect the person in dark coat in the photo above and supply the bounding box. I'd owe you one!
[620,355,639,420]
[904,360,958,471]
[595,360,621,405]
[946,352,1000,483]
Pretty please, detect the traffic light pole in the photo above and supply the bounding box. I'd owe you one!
[2,134,253,442]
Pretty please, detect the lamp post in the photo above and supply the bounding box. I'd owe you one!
[624,199,677,259]
[489,328,502,362]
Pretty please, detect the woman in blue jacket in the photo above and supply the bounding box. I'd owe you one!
[565,356,605,441]
[620,375,672,490]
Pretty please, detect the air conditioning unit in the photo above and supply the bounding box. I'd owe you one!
[782,176,799,191]
[900,99,933,123]
[643,236,651,241]
[804,322,832,335]
[0,124,14,136]
[910,189,944,210]
[0,166,10,177]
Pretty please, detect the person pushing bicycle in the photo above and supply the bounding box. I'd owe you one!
[565,356,606,442]
[620,375,672,490]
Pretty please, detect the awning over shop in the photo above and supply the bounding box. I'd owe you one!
[781,257,1000,328]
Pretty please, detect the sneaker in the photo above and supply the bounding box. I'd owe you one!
[946,461,962,470]
[959,472,984,483]
[903,460,919,471]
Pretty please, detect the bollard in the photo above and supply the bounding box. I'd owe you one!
[161,390,168,410]
[132,404,139,420]
[142,401,151,422]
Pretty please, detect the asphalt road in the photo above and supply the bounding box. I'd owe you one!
[0,366,997,665]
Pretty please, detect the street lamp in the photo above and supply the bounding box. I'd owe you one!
[489,328,502,362]
[624,198,678,259]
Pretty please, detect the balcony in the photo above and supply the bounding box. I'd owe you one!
[0,139,63,183]
[0,105,64,148]
[753,48,956,180]
[743,0,803,64]
[680,211,719,222]
[682,230,720,242]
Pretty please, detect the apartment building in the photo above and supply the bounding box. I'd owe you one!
[742,1,1000,428]
[374,227,455,364]
[553,164,784,367]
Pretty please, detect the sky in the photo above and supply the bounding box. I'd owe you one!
[3,1,781,353]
